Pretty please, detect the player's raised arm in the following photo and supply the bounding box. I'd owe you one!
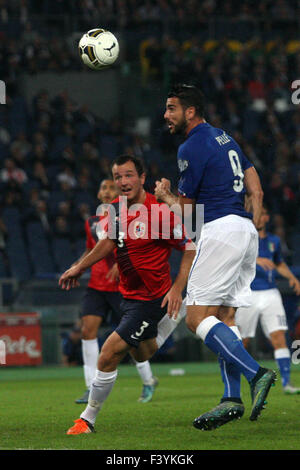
[243,166,264,229]
[59,237,116,290]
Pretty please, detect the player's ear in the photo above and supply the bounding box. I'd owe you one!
[140,172,146,185]
[186,106,196,120]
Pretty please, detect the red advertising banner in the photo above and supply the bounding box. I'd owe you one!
[0,313,42,366]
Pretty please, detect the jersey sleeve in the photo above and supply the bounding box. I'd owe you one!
[177,146,206,199]
[85,219,93,250]
[154,203,191,251]
[240,151,253,171]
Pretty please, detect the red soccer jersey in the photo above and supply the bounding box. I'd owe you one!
[106,192,190,301]
[85,216,119,292]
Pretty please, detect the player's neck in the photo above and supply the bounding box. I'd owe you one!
[127,188,146,207]
[259,228,267,239]
[185,118,206,136]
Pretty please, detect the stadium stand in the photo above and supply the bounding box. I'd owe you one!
[0,5,299,279]
[0,1,299,360]
[25,221,56,276]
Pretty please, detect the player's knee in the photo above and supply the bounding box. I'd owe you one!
[185,314,197,333]
[98,347,115,369]
[131,349,148,362]
[131,338,158,362]
[147,340,158,358]
[136,345,157,362]
[270,330,286,349]
[98,338,126,369]
[81,323,98,340]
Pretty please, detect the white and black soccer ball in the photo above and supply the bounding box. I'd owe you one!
[78,29,119,70]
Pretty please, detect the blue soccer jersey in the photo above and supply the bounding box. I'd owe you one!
[251,234,283,291]
[177,123,253,223]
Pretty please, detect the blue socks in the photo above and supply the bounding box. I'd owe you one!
[219,357,241,400]
[274,348,291,387]
[197,316,260,383]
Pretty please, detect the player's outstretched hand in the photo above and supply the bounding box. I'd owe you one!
[160,178,171,190]
[289,277,300,295]
[256,257,275,271]
[59,265,83,290]
[161,285,182,320]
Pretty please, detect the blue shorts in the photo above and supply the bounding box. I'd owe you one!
[80,287,123,324]
[115,295,167,348]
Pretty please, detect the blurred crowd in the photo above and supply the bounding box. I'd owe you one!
[0,80,299,278]
[149,36,300,263]
[0,88,156,244]
[1,0,300,83]
[1,0,299,27]
[0,87,171,277]
[0,1,299,279]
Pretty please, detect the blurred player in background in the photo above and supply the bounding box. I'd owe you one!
[61,325,83,367]
[235,204,300,394]
[73,179,158,404]
[155,83,276,430]
[59,155,195,435]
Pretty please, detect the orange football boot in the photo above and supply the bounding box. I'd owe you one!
[66,418,95,435]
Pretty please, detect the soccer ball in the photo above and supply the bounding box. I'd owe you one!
[78,29,119,70]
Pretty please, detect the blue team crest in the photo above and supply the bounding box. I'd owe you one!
[133,221,146,238]
[178,159,189,172]
[268,241,275,253]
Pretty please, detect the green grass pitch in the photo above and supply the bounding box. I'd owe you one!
[1,361,299,450]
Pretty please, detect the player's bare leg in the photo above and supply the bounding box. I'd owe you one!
[217,306,236,327]
[269,329,300,394]
[269,329,288,350]
[186,305,276,428]
[128,300,187,403]
[96,331,131,371]
[129,339,159,403]
[75,315,102,404]
[67,332,131,434]
[128,339,158,403]
[242,337,251,349]
[130,338,158,362]
[185,304,220,331]
[130,300,187,403]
